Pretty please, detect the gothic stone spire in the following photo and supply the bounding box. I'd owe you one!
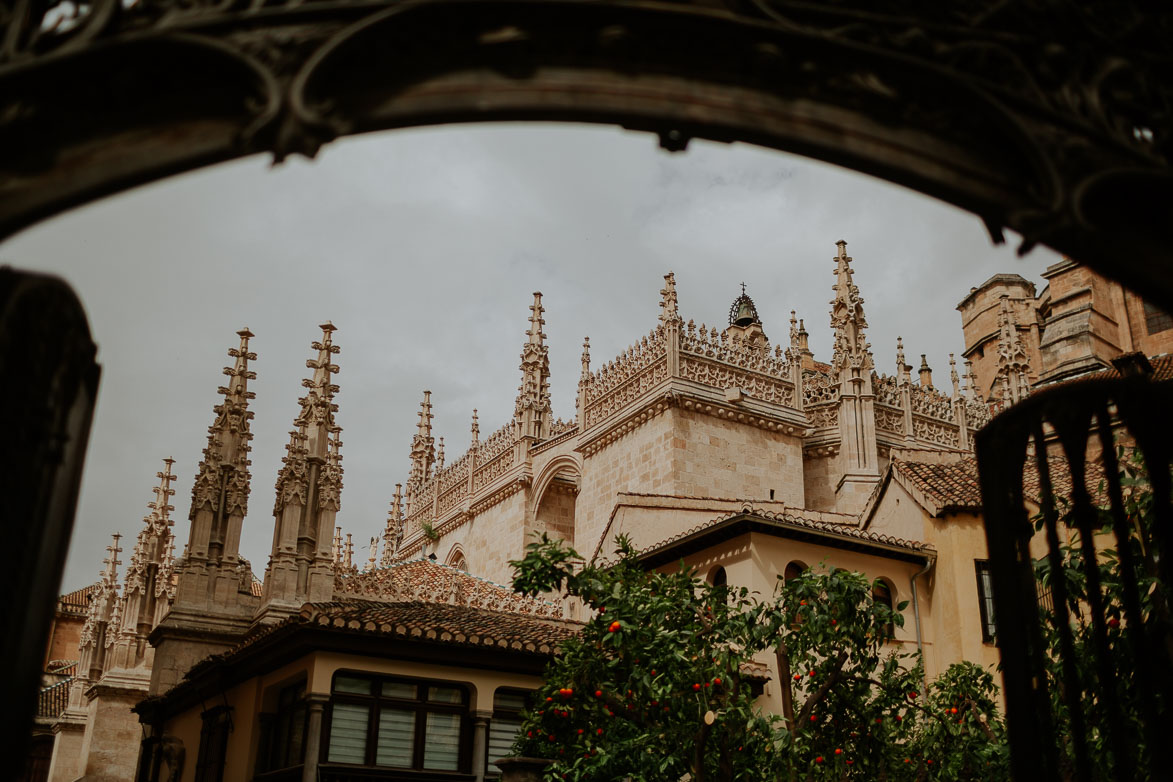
[186,329,255,565]
[828,240,879,511]
[258,323,343,625]
[112,458,178,668]
[514,292,552,441]
[408,390,435,495]
[659,272,681,326]
[78,534,122,681]
[993,296,1032,407]
[829,240,873,375]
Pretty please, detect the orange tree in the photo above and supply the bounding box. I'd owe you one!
[509,534,1007,781]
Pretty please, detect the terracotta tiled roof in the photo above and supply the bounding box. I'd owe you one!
[298,600,579,655]
[638,505,933,564]
[58,583,99,614]
[1040,353,1173,387]
[892,456,1107,516]
[336,558,563,618]
[250,577,263,597]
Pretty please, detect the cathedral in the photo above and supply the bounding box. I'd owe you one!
[36,241,1157,782]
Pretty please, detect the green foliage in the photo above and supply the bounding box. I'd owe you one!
[509,534,1008,782]
[419,521,440,542]
[1031,448,1166,779]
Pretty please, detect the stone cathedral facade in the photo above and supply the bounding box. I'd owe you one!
[385,240,988,584]
[43,241,1008,782]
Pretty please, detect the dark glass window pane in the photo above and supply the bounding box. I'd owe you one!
[427,686,463,704]
[493,691,528,711]
[334,676,373,695]
[381,681,416,700]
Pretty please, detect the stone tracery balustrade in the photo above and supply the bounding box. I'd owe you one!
[873,374,903,407]
[679,320,791,376]
[875,405,905,434]
[803,371,837,406]
[807,403,839,428]
[581,326,666,405]
[910,384,954,420]
[912,415,961,448]
[335,565,564,618]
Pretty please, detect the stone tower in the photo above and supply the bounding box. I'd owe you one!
[255,323,342,625]
[829,240,880,512]
[150,330,260,695]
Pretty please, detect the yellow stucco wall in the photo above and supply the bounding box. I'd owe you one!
[160,651,548,781]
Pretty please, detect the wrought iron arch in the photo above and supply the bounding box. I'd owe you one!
[1,1,1171,304]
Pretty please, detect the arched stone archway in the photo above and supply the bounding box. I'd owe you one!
[531,456,581,548]
[1,2,1170,304]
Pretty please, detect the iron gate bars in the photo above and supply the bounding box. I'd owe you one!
[975,376,1173,782]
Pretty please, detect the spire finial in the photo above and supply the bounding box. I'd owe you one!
[471,409,480,443]
[659,273,681,326]
[896,337,910,386]
[950,353,961,397]
[516,292,553,440]
[918,354,933,389]
[367,537,378,572]
[147,457,177,526]
[436,437,445,471]
[409,391,436,490]
[333,526,343,564]
[580,337,591,379]
[527,292,546,346]
[829,239,872,374]
[102,533,123,584]
[295,322,342,460]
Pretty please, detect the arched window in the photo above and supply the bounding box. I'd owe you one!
[708,566,727,588]
[783,561,807,582]
[873,579,896,639]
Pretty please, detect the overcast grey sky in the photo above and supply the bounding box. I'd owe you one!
[1,123,1059,594]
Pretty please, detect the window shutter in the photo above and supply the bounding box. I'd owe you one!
[487,716,523,768]
[374,708,415,767]
[422,712,462,770]
[327,703,370,764]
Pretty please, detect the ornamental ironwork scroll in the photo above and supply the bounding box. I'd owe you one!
[0,1,1170,306]
[975,377,1172,782]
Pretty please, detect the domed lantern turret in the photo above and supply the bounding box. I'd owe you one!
[724,283,769,348]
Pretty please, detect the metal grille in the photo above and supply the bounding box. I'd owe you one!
[975,377,1172,781]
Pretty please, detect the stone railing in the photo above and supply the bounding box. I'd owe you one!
[911,415,961,448]
[875,404,905,434]
[965,398,992,430]
[582,357,669,428]
[807,403,839,428]
[910,385,955,420]
[581,326,666,406]
[335,566,564,618]
[679,320,790,376]
[803,370,837,406]
[873,374,903,407]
